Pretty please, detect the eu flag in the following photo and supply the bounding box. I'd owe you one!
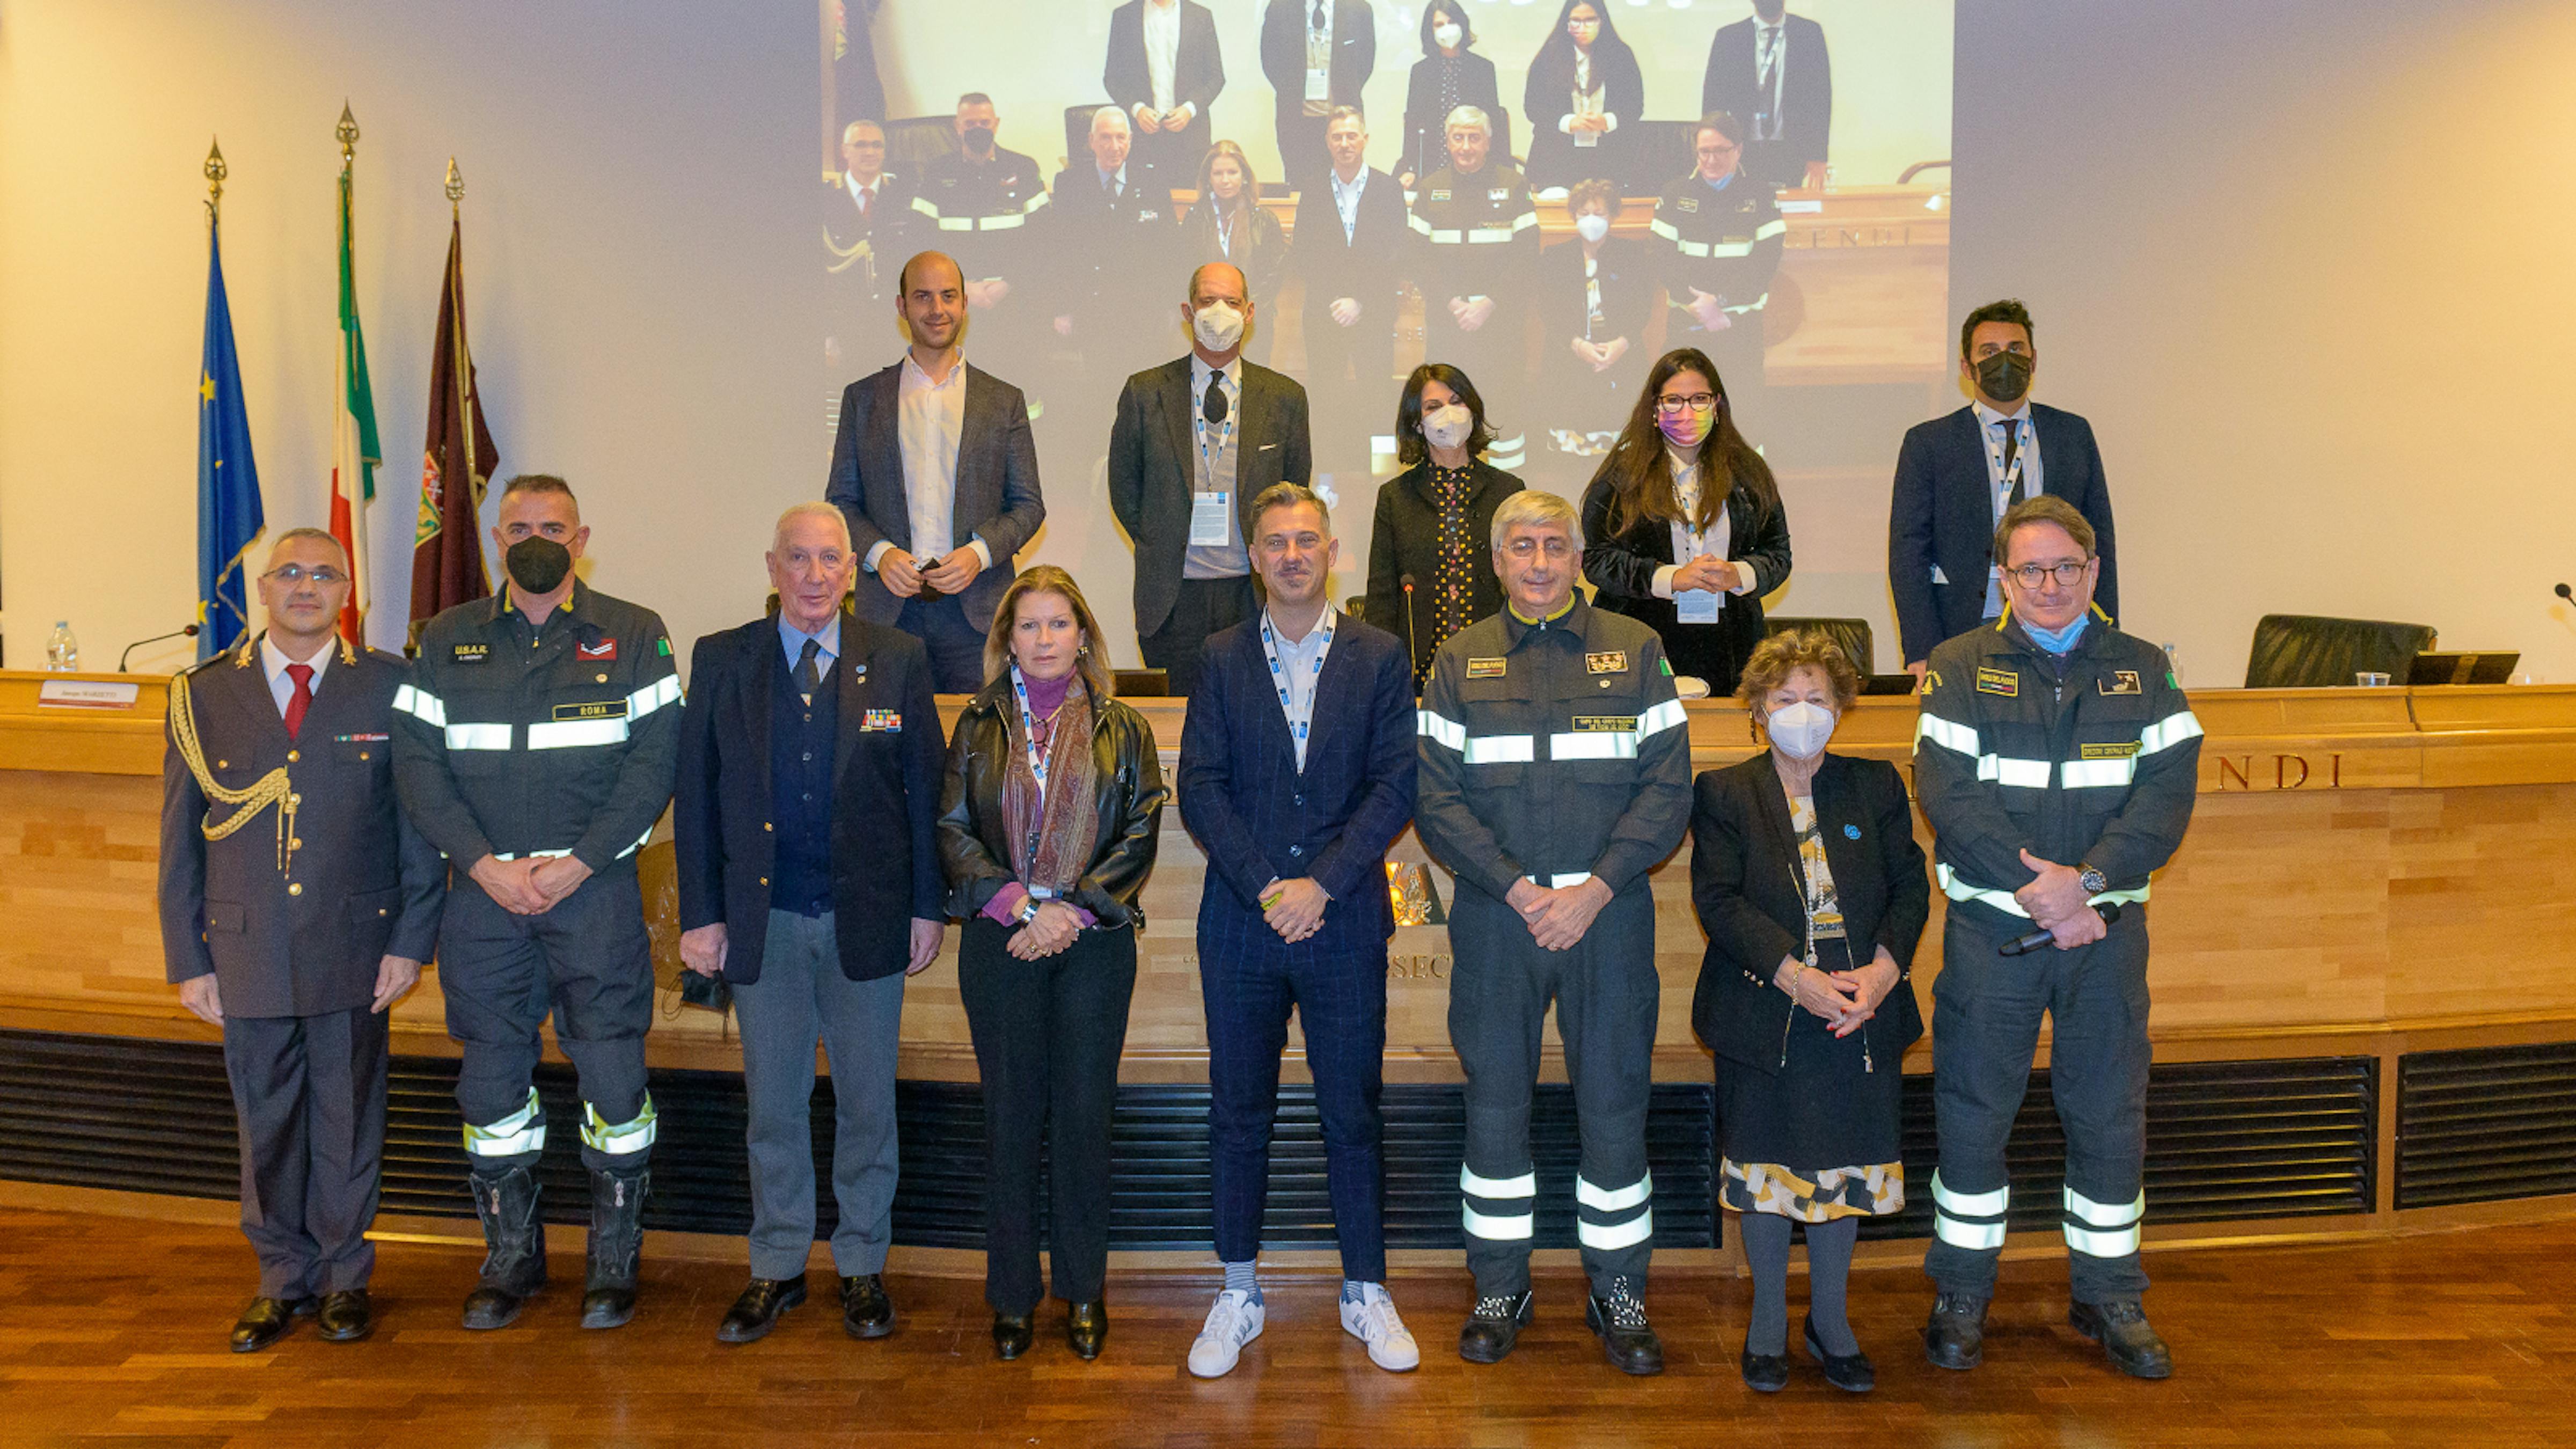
[197,217,265,658]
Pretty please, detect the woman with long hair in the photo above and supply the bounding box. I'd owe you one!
[1178,140,1287,365]
[1521,0,1643,193]
[1397,2,1503,189]
[1578,347,1791,695]
[939,566,1167,1363]
[1364,363,1524,683]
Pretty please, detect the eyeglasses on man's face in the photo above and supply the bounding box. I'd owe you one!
[263,564,348,587]
[2007,560,2089,589]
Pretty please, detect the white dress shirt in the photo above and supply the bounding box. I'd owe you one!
[261,634,333,718]
[1330,165,1367,243]
[1142,0,1182,114]
[865,352,993,574]
[1650,449,1762,606]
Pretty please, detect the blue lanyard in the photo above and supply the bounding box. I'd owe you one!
[1258,608,1336,766]
[1007,663,1056,799]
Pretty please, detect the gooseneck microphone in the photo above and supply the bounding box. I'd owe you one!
[2000,901,2124,957]
[1399,573,1421,689]
[2555,582,2572,604]
[120,623,200,672]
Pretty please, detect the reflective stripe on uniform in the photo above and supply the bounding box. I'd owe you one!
[2060,757,2135,789]
[1648,217,1681,243]
[1424,228,1464,244]
[2139,710,2204,755]
[1407,211,1433,236]
[1461,1165,1537,1199]
[1525,872,1591,890]
[393,684,447,728]
[2065,1221,2140,1257]
[1465,226,1516,244]
[2066,1185,2144,1227]
[1754,218,1787,241]
[1931,1172,2008,1218]
[628,673,683,718]
[1937,862,2151,918]
[1576,1172,1652,1213]
[1462,1204,1534,1240]
[491,848,574,862]
[1918,712,2047,786]
[1978,755,2052,788]
[1418,709,1467,751]
[1915,713,1981,757]
[463,1087,545,1156]
[1930,1172,2009,1251]
[1636,698,1687,739]
[1934,1214,2007,1250]
[1462,734,1534,764]
[1577,1208,1653,1250]
[528,718,630,750]
[581,1094,658,1155]
[445,723,513,751]
[1721,291,1771,314]
[1549,731,1635,761]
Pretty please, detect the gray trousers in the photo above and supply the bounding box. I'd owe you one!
[735,909,906,1280]
[222,1006,389,1300]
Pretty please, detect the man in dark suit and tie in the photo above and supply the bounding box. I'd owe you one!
[1175,483,1420,1378]
[159,528,446,1352]
[823,119,914,371]
[828,249,1047,694]
[1106,0,1227,192]
[1261,0,1375,191]
[1109,261,1315,697]
[1887,298,2119,678]
[1291,106,1409,470]
[675,502,946,1346]
[1051,107,1181,413]
[1702,1,1833,191]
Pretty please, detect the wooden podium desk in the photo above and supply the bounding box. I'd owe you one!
[6,671,2574,1239]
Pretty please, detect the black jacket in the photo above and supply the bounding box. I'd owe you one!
[1104,0,1226,171]
[160,638,447,1018]
[1689,751,1927,1074]
[826,361,1047,632]
[1290,166,1409,319]
[1260,0,1374,132]
[1522,38,1643,189]
[1541,233,1652,357]
[1177,201,1290,314]
[673,614,945,984]
[1701,14,1833,186]
[1364,458,1523,680]
[938,680,1168,929]
[1399,50,1503,184]
[1108,355,1314,636]
[1887,402,2118,668]
[1579,461,1794,684]
[1048,163,1180,336]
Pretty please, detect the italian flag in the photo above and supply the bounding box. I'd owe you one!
[330,162,382,646]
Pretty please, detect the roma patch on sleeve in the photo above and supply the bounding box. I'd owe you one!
[1974,666,2021,697]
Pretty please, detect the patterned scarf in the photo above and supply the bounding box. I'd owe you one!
[1001,670,1102,896]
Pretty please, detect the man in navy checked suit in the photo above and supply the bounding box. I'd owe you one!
[1176,483,1421,1378]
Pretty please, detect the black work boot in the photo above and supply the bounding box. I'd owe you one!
[1922,1290,1988,1370]
[1584,1277,1665,1375]
[2070,1299,2174,1379]
[1458,1289,1534,1364]
[580,1165,649,1329]
[460,1165,546,1330]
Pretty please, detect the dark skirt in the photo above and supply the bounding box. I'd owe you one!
[1716,1001,1905,1221]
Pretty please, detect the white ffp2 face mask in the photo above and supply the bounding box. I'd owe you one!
[1574,213,1610,244]
[1433,22,1463,49]
[1767,701,1836,760]
[1422,403,1474,452]
[1191,302,1246,353]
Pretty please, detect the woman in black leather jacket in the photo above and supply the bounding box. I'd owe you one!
[938,565,1166,1364]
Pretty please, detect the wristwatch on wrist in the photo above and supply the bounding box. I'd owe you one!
[2076,862,2109,896]
[1015,894,1042,924]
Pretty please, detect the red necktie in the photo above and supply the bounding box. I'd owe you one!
[284,662,314,742]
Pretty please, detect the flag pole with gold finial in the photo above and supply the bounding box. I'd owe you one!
[204,137,225,228]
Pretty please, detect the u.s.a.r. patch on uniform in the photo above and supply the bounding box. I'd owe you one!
[1974,666,2020,697]
[451,642,488,663]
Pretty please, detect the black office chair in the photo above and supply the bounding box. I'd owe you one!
[1765,617,1875,675]
[1113,667,1170,698]
[2243,614,2436,689]
[1343,595,1368,625]
[882,115,957,181]
[1623,120,1699,193]
[1063,103,1116,172]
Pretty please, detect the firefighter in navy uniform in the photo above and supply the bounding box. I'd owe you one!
[1414,489,1691,1375]
[1407,106,1540,471]
[1650,113,1784,419]
[393,475,682,1333]
[1909,495,2200,1381]
[911,93,1051,405]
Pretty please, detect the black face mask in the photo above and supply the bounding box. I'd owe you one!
[505,537,573,595]
[1975,349,2033,403]
[961,125,996,155]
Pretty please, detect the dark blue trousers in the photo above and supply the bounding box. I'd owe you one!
[1201,940,1389,1282]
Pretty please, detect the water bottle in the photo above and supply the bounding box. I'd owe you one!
[45,621,79,672]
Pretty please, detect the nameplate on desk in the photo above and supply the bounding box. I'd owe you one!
[36,680,141,711]
[1776,199,1825,215]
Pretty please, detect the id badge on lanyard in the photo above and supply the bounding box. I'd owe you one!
[1192,403,1239,547]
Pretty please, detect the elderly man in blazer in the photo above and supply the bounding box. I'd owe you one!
[1109,261,1315,697]
[1290,106,1409,470]
[827,250,1046,694]
[1886,298,2118,676]
[1106,0,1226,191]
[674,502,946,1346]
[159,528,446,1352]
[1176,483,1421,1378]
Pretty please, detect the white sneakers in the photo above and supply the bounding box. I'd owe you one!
[1188,1288,1265,1378]
[1185,1285,1420,1376]
[1341,1283,1421,1372]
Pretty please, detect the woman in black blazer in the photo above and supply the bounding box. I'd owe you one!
[1521,0,1644,192]
[1690,628,1928,1393]
[939,566,1167,1363]
[1579,346,1792,696]
[1541,178,1653,456]
[1398,2,1504,189]
[1177,140,1288,367]
[1365,362,1524,684]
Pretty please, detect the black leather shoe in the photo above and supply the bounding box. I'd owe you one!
[841,1274,895,1340]
[1458,1290,1534,1364]
[2070,1299,2173,1380]
[1803,1315,1875,1392]
[716,1277,807,1344]
[1740,1342,1789,1393]
[1923,1291,1987,1371]
[1066,1300,1108,1360]
[993,1312,1034,1360]
[1584,1279,1664,1375]
[315,1290,373,1343]
[229,1296,316,1353]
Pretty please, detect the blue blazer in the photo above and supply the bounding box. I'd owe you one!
[1886,401,2119,668]
[673,613,945,984]
[1177,612,1418,963]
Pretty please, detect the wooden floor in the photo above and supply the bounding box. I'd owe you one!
[1,1209,2567,1448]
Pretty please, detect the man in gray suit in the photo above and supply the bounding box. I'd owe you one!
[159,528,447,1352]
[1108,261,1314,696]
[826,249,1048,693]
